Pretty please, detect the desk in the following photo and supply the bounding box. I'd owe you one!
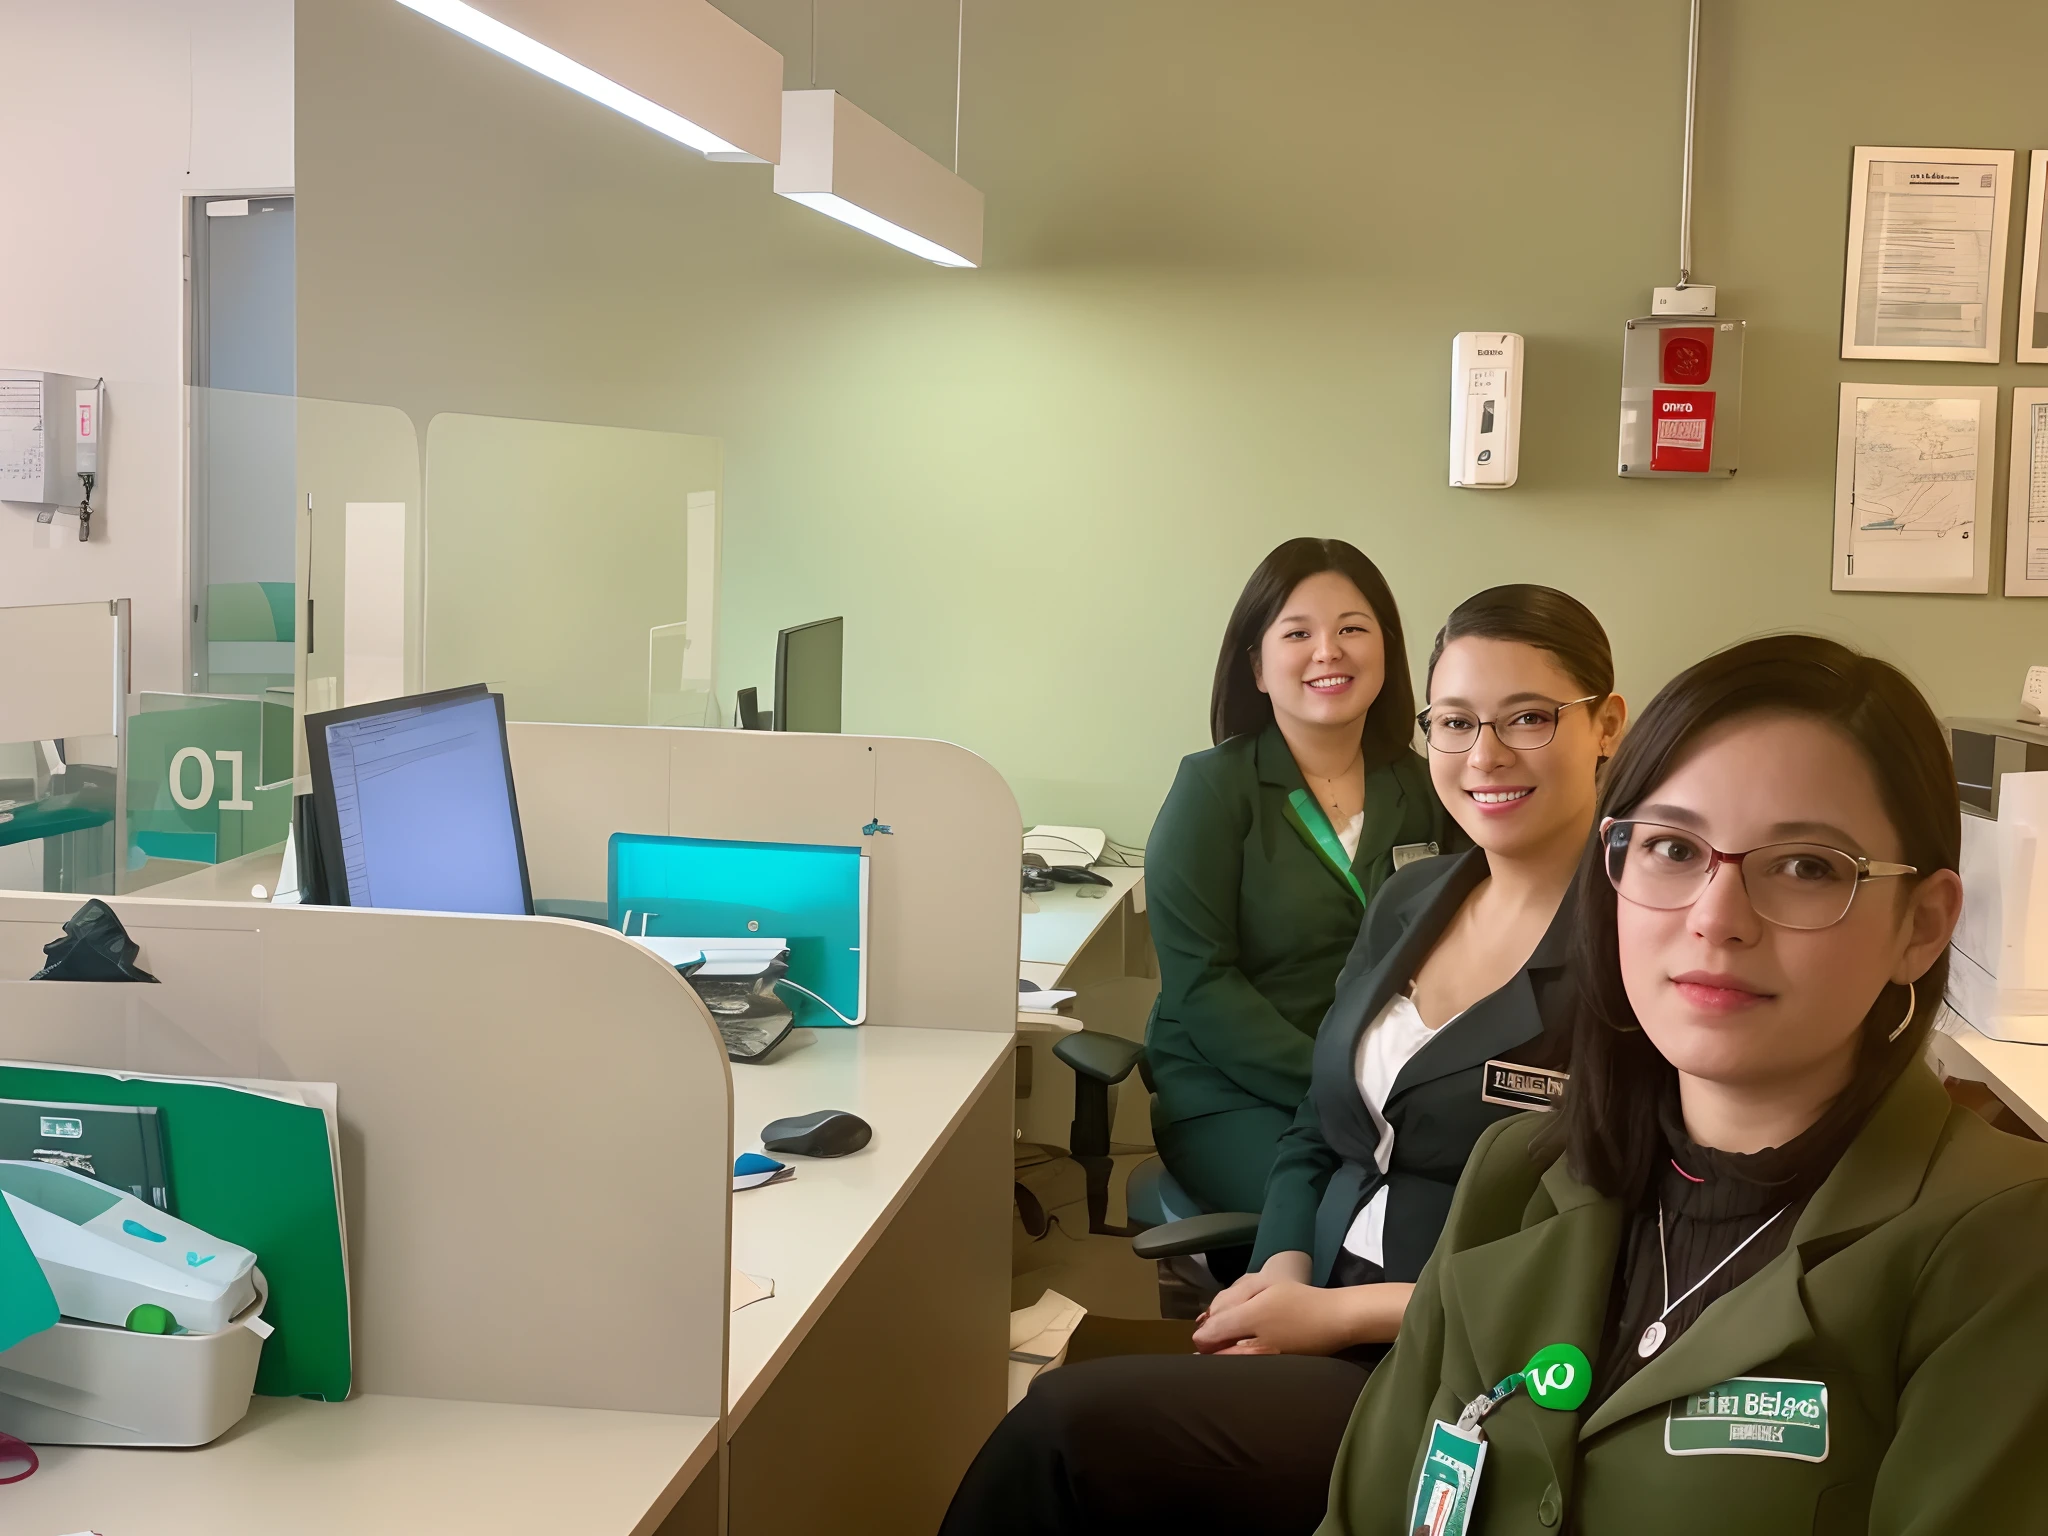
[1016,867,1156,1147]
[1929,1019,2048,1141]
[726,1024,1012,1536]
[2,1393,718,1536]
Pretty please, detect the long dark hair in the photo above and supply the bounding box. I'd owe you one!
[1209,538,1414,765]
[1538,634,1959,1206]
[1426,584,1614,699]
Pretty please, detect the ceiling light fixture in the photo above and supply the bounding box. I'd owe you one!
[774,91,984,268]
[394,0,784,164]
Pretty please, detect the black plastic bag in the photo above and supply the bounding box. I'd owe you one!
[31,900,160,983]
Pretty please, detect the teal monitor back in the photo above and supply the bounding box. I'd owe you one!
[607,833,868,1025]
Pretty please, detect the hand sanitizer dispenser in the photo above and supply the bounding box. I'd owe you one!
[1449,333,1523,489]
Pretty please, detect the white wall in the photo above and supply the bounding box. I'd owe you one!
[0,0,292,695]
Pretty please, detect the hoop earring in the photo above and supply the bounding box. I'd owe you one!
[1886,980,1918,1043]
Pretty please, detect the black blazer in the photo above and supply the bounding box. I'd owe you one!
[1248,847,1576,1285]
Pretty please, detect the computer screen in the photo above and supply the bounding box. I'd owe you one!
[774,616,843,734]
[305,685,533,915]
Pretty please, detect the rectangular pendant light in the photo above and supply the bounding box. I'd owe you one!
[774,91,984,269]
[396,0,784,164]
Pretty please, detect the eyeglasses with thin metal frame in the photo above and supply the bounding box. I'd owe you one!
[1416,695,1603,755]
[1601,818,1918,932]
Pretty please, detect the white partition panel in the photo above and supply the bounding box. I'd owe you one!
[0,599,126,742]
[0,894,731,1419]
[508,724,1021,1033]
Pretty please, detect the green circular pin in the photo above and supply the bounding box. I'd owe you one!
[1523,1343,1591,1411]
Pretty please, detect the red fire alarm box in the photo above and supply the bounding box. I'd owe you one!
[1650,389,1715,472]
[1619,317,1742,478]
[1660,327,1715,386]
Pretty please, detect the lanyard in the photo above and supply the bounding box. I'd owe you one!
[0,1430,36,1483]
[1286,788,1368,905]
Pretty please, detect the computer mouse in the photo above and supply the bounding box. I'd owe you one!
[761,1109,873,1158]
[1045,866,1113,887]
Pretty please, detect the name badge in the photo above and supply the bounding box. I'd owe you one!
[1391,841,1440,871]
[1481,1059,1568,1112]
[1410,1419,1486,1536]
[1665,1377,1829,1462]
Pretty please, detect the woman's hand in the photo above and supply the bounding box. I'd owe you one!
[1192,1281,1414,1357]
[1203,1251,1312,1319]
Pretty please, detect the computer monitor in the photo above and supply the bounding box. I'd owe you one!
[773,617,843,734]
[304,684,533,915]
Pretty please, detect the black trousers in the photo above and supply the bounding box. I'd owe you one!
[938,1352,1373,1536]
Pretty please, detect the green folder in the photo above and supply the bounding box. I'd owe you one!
[0,1066,351,1401]
[0,1195,58,1354]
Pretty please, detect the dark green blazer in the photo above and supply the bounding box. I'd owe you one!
[1319,1063,2048,1534]
[1143,724,1458,1128]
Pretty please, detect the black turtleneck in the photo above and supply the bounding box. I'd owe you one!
[1587,1088,1864,1414]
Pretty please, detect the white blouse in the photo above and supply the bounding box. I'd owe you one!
[1336,809,1365,862]
[1340,989,1447,1265]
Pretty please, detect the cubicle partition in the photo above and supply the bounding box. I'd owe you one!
[0,893,732,1422]
[509,722,1022,1035]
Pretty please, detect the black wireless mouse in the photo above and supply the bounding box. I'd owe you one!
[761,1109,873,1158]
[1045,866,1113,887]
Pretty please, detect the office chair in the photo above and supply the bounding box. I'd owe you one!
[1052,1030,1260,1319]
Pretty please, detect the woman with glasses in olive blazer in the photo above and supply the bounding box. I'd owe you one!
[1318,636,2048,1534]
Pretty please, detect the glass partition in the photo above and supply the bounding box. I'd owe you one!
[0,599,129,895]
[423,414,722,726]
[122,693,293,889]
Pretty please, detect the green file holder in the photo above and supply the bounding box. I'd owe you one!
[0,1065,350,1401]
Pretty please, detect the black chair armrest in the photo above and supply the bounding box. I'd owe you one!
[1054,1030,1145,1086]
[1131,1211,1261,1260]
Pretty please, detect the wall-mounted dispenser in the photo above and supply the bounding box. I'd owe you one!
[1449,332,1524,489]
[0,370,106,539]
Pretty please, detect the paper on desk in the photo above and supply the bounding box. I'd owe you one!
[1008,1288,1088,1410]
[1017,988,1077,1012]
[731,1268,775,1312]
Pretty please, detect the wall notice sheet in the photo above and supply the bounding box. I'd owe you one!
[2005,390,2048,596]
[1842,148,2014,363]
[0,373,44,500]
[1832,384,1996,594]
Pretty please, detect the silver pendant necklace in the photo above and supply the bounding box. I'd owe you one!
[1639,1197,1791,1359]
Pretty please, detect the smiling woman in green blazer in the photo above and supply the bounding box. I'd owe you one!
[1144,538,1458,1227]
[1321,636,2048,1534]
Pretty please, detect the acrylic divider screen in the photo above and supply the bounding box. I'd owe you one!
[422,415,722,728]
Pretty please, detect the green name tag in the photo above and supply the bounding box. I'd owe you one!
[1410,1419,1487,1536]
[1665,1376,1829,1462]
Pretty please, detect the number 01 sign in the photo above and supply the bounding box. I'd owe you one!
[168,748,256,813]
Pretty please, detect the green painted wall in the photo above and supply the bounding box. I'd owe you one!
[298,0,2048,842]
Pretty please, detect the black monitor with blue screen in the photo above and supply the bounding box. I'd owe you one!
[304,684,533,915]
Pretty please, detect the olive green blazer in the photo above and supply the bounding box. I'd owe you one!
[1320,1062,2048,1534]
[1144,725,1458,1127]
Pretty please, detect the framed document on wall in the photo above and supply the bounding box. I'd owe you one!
[1840,147,2016,364]
[2018,151,2048,365]
[1831,382,1998,595]
[2007,390,2048,596]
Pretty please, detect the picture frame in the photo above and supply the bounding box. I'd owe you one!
[2018,151,2048,365]
[1831,382,1998,595]
[2006,388,2048,596]
[1840,146,2015,365]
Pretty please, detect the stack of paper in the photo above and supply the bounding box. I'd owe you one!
[1007,1288,1088,1409]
